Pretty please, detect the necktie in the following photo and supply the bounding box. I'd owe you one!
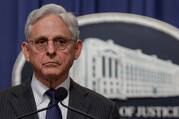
[45,89,62,119]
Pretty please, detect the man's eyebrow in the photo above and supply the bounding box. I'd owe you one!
[53,35,71,40]
[33,36,48,41]
[31,35,71,41]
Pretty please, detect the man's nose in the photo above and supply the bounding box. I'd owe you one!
[46,40,56,57]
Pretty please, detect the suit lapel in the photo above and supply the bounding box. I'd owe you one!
[9,79,38,119]
[8,78,90,119]
[67,80,91,119]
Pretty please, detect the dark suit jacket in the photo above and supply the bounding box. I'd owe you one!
[0,79,120,119]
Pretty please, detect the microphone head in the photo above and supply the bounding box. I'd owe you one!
[55,87,68,101]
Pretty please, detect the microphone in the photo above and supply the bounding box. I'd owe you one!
[56,87,98,119]
[15,87,67,119]
[16,87,98,119]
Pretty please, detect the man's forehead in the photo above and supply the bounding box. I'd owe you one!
[29,15,72,39]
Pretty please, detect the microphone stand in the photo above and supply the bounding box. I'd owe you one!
[60,101,98,119]
[16,101,98,119]
[16,87,98,119]
[15,102,58,119]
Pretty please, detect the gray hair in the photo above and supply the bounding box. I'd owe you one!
[25,4,79,41]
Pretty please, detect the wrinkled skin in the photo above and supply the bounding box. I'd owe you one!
[22,15,82,88]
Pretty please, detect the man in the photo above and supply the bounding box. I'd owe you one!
[0,4,120,119]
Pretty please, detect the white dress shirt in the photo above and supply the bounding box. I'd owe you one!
[31,75,70,119]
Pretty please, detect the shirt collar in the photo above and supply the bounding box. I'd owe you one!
[31,74,70,106]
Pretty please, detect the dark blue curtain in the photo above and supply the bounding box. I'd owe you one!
[0,0,179,90]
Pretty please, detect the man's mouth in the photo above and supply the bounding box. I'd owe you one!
[42,62,60,67]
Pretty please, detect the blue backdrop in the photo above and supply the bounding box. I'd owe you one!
[1,0,179,90]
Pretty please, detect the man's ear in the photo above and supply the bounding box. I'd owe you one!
[21,41,30,62]
[74,39,82,60]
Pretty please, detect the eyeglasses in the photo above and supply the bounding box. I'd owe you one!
[27,37,75,52]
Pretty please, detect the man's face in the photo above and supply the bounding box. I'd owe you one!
[22,15,82,81]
